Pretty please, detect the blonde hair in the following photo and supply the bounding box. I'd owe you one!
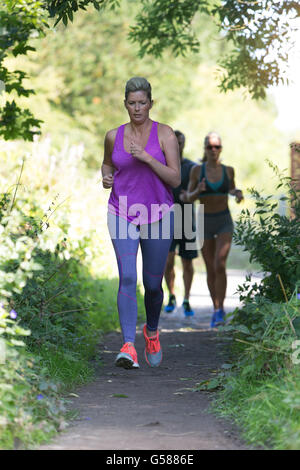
[202,132,222,162]
[125,77,152,101]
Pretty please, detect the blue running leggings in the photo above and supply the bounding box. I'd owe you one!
[108,212,174,344]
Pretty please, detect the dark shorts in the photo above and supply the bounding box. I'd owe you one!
[169,235,198,259]
[203,209,234,240]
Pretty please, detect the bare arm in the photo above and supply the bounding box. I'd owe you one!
[185,165,205,202]
[101,130,116,189]
[227,166,243,203]
[130,124,180,188]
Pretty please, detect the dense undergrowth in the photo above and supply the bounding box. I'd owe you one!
[209,166,300,450]
[0,139,144,449]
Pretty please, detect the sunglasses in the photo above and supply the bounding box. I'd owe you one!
[206,145,222,150]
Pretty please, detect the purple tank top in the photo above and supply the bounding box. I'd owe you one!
[108,121,174,225]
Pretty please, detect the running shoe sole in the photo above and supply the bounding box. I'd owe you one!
[184,311,194,317]
[115,352,139,369]
[164,297,176,313]
[164,305,175,313]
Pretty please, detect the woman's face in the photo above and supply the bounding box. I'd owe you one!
[124,91,152,124]
[205,136,222,162]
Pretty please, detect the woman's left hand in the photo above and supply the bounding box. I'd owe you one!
[130,141,150,163]
[235,189,244,203]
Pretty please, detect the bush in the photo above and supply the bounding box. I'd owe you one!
[222,289,300,376]
[0,186,107,448]
[213,290,300,449]
[0,140,146,448]
[0,304,67,449]
[233,162,300,302]
[211,163,300,449]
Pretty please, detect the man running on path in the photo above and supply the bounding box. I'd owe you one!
[164,131,198,317]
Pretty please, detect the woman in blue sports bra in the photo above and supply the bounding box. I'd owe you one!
[185,132,243,328]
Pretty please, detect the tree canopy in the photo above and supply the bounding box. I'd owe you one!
[129,1,300,98]
[0,0,299,141]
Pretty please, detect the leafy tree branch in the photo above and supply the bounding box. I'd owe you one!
[0,0,299,140]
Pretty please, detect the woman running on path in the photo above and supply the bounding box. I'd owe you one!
[185,132,243,327]
[101,77,180,369]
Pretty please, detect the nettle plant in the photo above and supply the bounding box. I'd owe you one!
[233,162,300,303]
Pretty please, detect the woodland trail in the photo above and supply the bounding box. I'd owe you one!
[39,270,260,450]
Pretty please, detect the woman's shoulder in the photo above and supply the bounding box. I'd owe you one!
[224,164,234,177]
[105,127,119,140]
[104,127,120,154]
[105,127,120,145]
[157,122,176,138]
[190,163,202,177]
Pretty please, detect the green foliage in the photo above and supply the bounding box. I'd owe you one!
[233,163,300,302]
[0,139,145,447]
[129,0,300,99]
[0,0,47,140]
[213,290,300,449]
[25,3,288,178]
[46,0,120,25]
[214,364,300,449]
[0,190,72,448]
[28,3,206,166]
[45,0,300,99]
[211,166,300,449]
[213,0,295,99]
[0,299,67,449]
[129,0,206,57]
[1,0,299,141]
[222,293,300,376]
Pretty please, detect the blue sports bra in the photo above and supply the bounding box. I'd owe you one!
[199,163,230,196]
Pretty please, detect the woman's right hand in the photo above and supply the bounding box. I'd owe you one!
[102,173,114,189]
[197,177,206,194]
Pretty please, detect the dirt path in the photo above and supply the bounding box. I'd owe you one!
[39,271,259,450]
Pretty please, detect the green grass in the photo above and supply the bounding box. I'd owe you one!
[36,347,96,391]
[35,276,146,391]
[213,367,300,449]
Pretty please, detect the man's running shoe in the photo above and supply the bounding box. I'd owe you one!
[115,342,139,369]
[164,294,176,313]
[143,324,162,367]
[182,299,194,317]
[210,309,226,328]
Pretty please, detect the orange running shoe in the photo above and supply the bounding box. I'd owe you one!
[143,324,162,367]
[115,342,139,369]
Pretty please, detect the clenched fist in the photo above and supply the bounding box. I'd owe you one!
[102,173,114,189]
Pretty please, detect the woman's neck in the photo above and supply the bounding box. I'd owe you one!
[206,159,220,169]
[129,118,152,136]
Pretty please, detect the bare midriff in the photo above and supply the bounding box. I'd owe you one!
[199,194,229,214]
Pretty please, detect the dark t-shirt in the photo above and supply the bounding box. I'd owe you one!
[172,158,196,204]
[172,158,196,231]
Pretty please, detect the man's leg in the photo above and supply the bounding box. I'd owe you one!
[164,251,176,296]
[181,257,194,301]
